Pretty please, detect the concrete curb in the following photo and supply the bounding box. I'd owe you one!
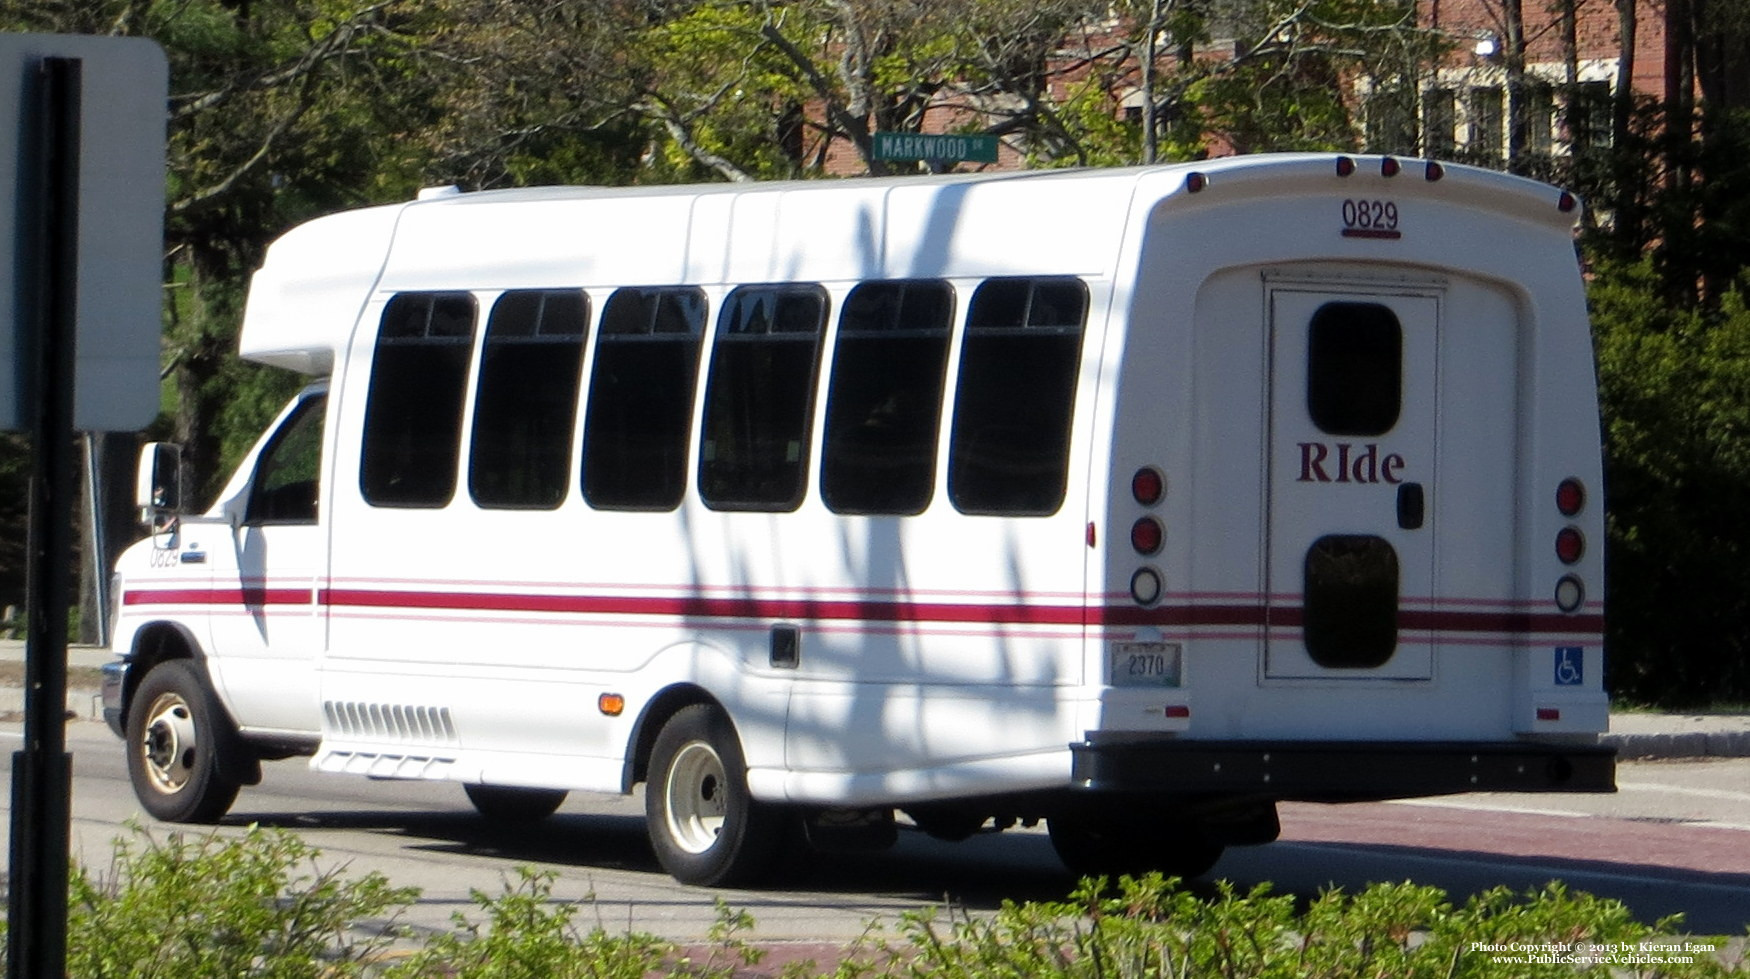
[1601,730,1750,760]
[0,685,105,723]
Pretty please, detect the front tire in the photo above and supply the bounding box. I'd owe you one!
[645,704,786,886]
[125,660,243,823]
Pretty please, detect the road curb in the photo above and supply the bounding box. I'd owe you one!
[0,686,104,723]
[1601,730,1750,760]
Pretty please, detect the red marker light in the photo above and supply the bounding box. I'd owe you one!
[1132,467,1164,506]
[1556,478,1585,516]
[1425,161,1445,182]
[1131,517,1164,555]
[1336,156,1356,177]
[1555,527,1584,564]
[1381,156,1401,177]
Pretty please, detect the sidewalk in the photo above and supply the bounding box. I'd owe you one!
[0,639,1744,759]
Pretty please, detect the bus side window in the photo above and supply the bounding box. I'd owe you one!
[581,287,707,511]
[699,285,829,512]
[821,280,953,515]
[360,292,477,508]
[245,394,326,525]
[948,277,1088,516]
[469,290,589,510]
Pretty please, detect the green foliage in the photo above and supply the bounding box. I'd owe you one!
[832,874,1745,978]
[1,830,1744,977]
[63,824,415,979]
[1590,261,1750,706]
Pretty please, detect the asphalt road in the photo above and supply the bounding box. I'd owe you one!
[5,720,1748,944]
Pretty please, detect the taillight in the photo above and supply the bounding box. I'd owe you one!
[1131,517,1164,555]
[1555,527,1584,564]
[1132,467,1164,507]
[1556,478,1585,516]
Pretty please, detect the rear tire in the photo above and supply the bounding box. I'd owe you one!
[645,704,786,886]
[464,784,568,824]
[125,660,243,824]
[1048,812,1224,880]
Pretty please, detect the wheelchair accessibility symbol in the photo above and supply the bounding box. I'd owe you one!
[1554,647,1584,686]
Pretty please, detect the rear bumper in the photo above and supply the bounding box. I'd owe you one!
[1071,736,1616,799]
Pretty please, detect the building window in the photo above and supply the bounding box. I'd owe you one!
[1423,88,1456,157]
[1468,86,1504,158]
[1565,80,1613,150]
[360,292,477,508]
[1522,82,1554,155]
[580,287,707,511]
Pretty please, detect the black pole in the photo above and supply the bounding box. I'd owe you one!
[7,55,81,979]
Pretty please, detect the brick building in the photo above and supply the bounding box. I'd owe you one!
[809,0,1673,175]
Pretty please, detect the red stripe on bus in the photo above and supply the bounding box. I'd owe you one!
[124,588,314,607]
[124,587,1603,637]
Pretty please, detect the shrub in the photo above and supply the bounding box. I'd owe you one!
[63,824,415,979]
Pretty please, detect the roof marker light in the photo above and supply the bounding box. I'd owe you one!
[1186,171,1207,193]
[1425,161,1445,182]
[1558,191,1578,213]
[1335,156,1356,177]
[1381,156,1401,177]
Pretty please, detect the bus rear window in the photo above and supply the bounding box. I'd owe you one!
[581,287,707,511]
[948,277,1087,516]
[360,292,477,508]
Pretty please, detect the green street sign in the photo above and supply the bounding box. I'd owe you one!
[872,131,999,164]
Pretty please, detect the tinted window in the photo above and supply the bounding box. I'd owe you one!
[947,277,1087,516]
[580,287,707,510]
[1303,534,1399,668]
[1307,302,1402,437]
[245,395,326,525]
[821,280,953,515]
[699,285,828,511]
[360,292,476,507]
[469,290,589,509]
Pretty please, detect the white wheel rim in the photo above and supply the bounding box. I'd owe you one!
[140,692,198,795]
[663,740,728,854]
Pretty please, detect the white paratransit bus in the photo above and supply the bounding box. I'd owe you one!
[103,154,1616,887]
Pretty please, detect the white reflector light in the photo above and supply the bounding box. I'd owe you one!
[1130,567,1163,606]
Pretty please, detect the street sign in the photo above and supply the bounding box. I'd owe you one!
[872,131,999,164]
[0,34,167,432]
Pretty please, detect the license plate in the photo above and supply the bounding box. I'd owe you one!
[1110,641,1182,687]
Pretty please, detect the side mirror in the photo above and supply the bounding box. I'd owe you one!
[134,442,183,531]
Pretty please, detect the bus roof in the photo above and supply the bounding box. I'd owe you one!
[238,155,1579,375]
